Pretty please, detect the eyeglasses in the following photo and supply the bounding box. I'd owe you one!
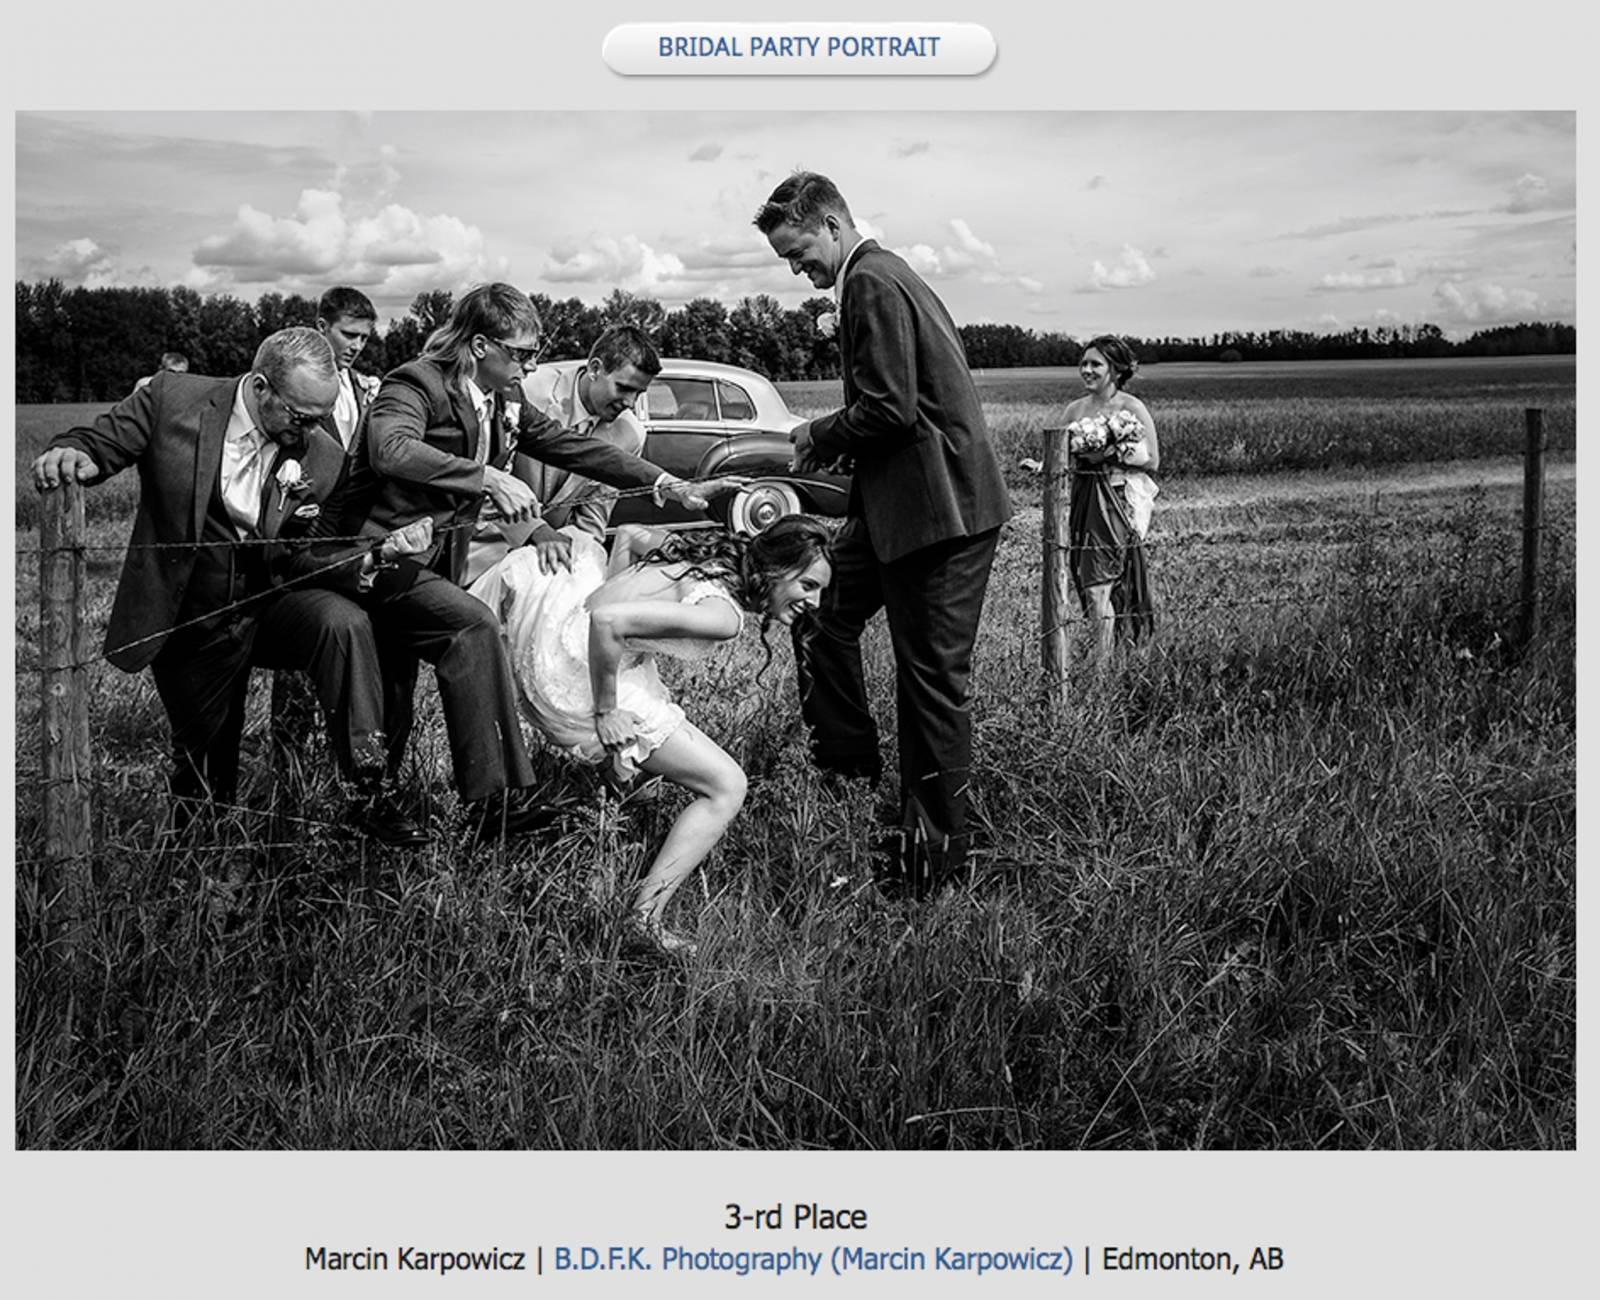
[487,336,546,367]
[262,376,327,429]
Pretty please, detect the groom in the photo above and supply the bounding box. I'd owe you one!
[756,171,1012,894]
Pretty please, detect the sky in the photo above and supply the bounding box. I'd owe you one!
[14,110,1576,341]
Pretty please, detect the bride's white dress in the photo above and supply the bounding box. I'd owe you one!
[466,529,740,769]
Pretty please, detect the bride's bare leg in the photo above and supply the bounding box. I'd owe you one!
[632,721,747,940]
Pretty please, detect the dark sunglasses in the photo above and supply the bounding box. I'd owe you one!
[486,336,546,366]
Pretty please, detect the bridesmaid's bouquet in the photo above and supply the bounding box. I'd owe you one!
[1067,408,1145,456]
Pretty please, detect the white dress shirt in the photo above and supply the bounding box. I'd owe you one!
[464,376,496,466]
[218,381,272,538]
[331,369,360,451]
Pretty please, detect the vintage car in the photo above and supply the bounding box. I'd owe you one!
[541,358,850,535]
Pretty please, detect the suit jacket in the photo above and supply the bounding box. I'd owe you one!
[808,240,1012,563]
[46,371,349,671]
[326,357,662,587]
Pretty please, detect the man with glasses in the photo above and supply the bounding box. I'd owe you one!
[32,327,429,839]
[309,283,732,840]
[463,322,659,586]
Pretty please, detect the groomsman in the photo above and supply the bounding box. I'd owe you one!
[32,327,427,842]
[312,283,729,839]
[463,322,658,585]
[756,171,1012,895]
[314,286,381,452]
[272,285,414,777]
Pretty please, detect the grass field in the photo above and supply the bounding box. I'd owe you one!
[13,356,1576,1149]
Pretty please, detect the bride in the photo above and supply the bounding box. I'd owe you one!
[467,516,834,953]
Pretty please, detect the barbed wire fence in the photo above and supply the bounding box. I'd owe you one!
[21,413,1558,961]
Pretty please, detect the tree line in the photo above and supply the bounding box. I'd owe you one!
[15,278,1577,404]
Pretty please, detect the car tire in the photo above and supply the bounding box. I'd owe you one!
[720,479,802,535]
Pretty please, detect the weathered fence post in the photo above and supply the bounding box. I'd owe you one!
[1520,408,1545,646]
[40,478,94,954]
[1041,427,1072,709]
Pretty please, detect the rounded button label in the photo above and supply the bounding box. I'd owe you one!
[603,23,996,76]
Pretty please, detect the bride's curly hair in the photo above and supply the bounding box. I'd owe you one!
[642,515,836,674]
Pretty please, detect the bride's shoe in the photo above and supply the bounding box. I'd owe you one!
[625,913,698,959]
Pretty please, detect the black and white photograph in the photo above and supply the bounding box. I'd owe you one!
[13,109,1575,1155]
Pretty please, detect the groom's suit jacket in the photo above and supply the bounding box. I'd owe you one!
[46,371,349,672]
[807,239,1012,562]
[326,357,662,587]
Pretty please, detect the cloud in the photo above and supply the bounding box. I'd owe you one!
[191,188,503,300]
[1311,265,1410,292]
[891,140,930,158]
[1086,175,1108,190]
[1504,172,1551,213]
[1415,255,1473,276]
[32,236,119,287]
[1086,245,1156,291]
[1432,279,1541,325]
[1285,209,1474,239]
[689,143,723,163]
[891,218,1043,295]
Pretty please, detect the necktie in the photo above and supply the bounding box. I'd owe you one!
[222,429,269,538]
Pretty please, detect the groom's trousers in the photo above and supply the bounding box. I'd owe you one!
[794,516,1001,890]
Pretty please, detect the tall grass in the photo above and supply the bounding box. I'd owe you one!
[780,356,1577,488]
[14,463,1574,1149]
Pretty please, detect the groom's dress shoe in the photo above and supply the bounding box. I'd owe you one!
[467,788,569,843]
[353,792,431,847]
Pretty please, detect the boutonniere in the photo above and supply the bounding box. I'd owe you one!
[815,310,839,340]
[501,400,521,435]
[275,459,315,509]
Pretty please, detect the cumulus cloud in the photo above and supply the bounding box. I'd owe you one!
[1504,172,1550,213]
[893,218,1043,294]
[1087,245,1156,291]
[689,143,723,163]
[546,233,685,286]
[1432,280,1541,325]
[33,236,119,287]
[191,188,502,299]
[1312,265,1410,292]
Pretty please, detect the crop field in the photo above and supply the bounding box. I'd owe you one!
[13,356,1576,1150]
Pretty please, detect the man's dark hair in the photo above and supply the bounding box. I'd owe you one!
[589,323,662,378]
[753,171,854,235]
[158,351,189,373]
[317,286,377,324]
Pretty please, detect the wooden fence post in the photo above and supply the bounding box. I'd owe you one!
[1041,427,1072,709]
[40,478,94,954]
[1520,408,1545,646]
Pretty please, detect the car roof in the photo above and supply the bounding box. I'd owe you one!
[540,356,781,390]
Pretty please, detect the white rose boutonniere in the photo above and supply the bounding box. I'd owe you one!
[815,310,839,340]
[275,458,313,510]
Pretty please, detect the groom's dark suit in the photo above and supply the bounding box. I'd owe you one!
[45,371,390,802]
[307,358,665,803]
[800,239,1013,890]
